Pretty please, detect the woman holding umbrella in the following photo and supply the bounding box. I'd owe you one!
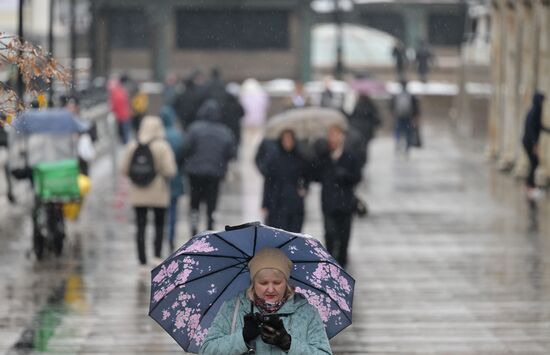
[199,248,332,354]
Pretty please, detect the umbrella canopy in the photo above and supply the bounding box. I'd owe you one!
[350,78,387,96]
[12,109,89,135]
[149,222,355,353]
[312,23,396,68]
[265,107,348,140]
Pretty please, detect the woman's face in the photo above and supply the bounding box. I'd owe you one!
[281,131,295,152]
[253,269,287,303]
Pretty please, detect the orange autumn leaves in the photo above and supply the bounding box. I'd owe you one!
[0,33,71,121]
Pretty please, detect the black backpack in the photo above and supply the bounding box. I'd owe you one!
[128,141,156,186]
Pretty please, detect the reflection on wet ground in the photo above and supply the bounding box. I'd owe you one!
[1,119,550,354]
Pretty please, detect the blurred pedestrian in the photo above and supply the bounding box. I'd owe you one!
[522,91,548,200]
[259,129,308,233]
[290,81,309,108]
[60,96,96,176]
[183,99,236,235]
[163,73,179,106]
[392,41,407,81]
[240,78,269,150]
[0,113,14,203]
[348,94,381,166]
[173,70,207,129]
[415,40,434,83]
[222,82,245,149]
[130,87,149,134]
[160,106,185,252]
[204,67,226,105]
[109,75,132,144]
[312,125,362,268]
[121,116,176,268]
[320,76,336,109]
[390,81,420,155]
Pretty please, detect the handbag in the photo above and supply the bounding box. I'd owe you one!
[409,124,422,148]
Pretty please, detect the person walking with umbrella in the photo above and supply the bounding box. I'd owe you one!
[260,129,308,233]
[149,223,354,353]
[200,247,332,354]
[312,125,362,268]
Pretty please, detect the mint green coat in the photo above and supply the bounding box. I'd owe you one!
[199,291,332,355]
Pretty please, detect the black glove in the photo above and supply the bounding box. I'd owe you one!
[242,313,261,344]
[260,316,291,351]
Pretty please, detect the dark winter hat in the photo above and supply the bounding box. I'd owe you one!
[197,99,222,122]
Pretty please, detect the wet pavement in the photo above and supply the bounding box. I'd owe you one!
[1,117,550,354]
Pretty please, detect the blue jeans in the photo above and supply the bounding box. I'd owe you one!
[167,196,179,250]
[118,121,131,145]
[394,117,412,151]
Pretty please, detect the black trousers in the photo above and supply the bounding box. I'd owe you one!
[267,212,304,233]
[188,175,221,231]
[323,212,353,267]
[134,207,166,265]
[524,144,539,188]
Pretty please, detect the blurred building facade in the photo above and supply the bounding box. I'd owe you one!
[452,1,491,142]
[90,0,468,82]
[484,0,550,185]
[90,0,313,82]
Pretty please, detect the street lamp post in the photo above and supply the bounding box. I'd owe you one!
[333,0,344,79]
[17,0,24,99]
[70,0,76,95]
[48,0,56,102]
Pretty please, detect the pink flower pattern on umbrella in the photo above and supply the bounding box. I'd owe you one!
[176,237,218,255]
[149,224,355,353]
[295,287,343,325]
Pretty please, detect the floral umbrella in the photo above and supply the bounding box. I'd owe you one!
[149,222,355,353]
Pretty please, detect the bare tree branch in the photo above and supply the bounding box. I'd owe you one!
[0,32,71,117]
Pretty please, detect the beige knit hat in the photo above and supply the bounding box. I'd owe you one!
[248,248,293,281]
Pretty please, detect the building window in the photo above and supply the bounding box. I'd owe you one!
[428,13,466,46]
[176,9,289,50]
[361,12,406,42]
[107,9,149,49]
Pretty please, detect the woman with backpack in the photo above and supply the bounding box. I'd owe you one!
[121,116,177,268]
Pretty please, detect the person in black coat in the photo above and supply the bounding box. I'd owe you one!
[173,71,206,129]
[260,129,308,233]
[183,99,236,234]
[221,85,245,148]
[522,92,547,195]
[349,94,381,166]
[312,125,362,268]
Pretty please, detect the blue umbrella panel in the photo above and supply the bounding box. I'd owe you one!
[149,223,355,353]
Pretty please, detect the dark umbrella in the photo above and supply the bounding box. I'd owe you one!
[12,109,89,135]
[149,222,355,353]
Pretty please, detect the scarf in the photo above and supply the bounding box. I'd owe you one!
[254,295,288,314]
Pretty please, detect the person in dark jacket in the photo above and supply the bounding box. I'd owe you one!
[221,83,245,148]
[173,71,206,129]
[260,129,308,233]
[204,67,226,105]
[349,94,381,166]
[183,99,236,235]
[390,80,420,154]
[522,92,547,198]
[312,125,362,268]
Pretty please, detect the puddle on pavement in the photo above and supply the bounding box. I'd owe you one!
[10,269,86,354]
